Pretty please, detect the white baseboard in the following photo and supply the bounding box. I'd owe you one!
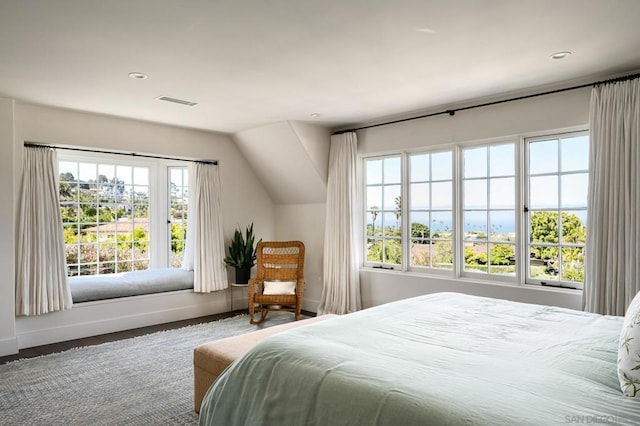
[302,298,319,314]
[16,290,228,350]
[13,291,320,352]
[0,336,19,357]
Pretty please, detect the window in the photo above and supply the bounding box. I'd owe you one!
[365,155,402,266]
[59,153,188,276]
[526,133,588,288]
[408,151,454,270]
[362,130,588,290]
[462,143,516,276]
[169,167,188,267]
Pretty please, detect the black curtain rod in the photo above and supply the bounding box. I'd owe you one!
[333,72,640,135]
[23,142,218,165]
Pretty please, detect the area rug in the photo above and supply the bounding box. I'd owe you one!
[0,313,303,425]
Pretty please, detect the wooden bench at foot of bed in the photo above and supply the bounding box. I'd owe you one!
[193,314,337,413]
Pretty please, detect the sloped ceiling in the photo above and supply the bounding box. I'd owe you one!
[232,122,330,205]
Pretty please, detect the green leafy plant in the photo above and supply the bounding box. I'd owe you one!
[223,223,261,269]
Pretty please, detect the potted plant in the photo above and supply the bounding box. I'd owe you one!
[224,223,261,284]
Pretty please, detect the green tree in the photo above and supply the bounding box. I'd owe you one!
[530,211,558,260]
[171,223,186,252]
[63,227,78,244]
[81,205,98,223]
[370,205,379,235]
[384,239,402,264]
[386,224,401,237]
[433,241,453,267]
[562,265,584,282]
[465,247,487,265]
[133,227,148,251]
[561,213,587,244]
[60,206,77,223]
[530,211,586,260]
[367,239,401,264]
[411,222,430,239]
[98,205,116,223]
[394,196,402,228]
[60,172,75,182]
[490,244,514,265]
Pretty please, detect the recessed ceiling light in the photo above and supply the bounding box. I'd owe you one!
[128,72,148,80]
[550,51,572,60]
[310,113,321,118]
[415,27,436,34]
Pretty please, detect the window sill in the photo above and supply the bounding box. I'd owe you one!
[360,266,582,295]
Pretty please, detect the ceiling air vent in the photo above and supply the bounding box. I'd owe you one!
[156,96,198,106]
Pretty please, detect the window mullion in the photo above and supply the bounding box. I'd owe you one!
[401,152,409,272]
[149,163,163,268]
[454,144,463,279]
[486,147,491,268]
[515,137,524,286]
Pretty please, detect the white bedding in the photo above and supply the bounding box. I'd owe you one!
[199,292,640,425]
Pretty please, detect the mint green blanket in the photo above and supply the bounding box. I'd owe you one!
[199,293,639,425]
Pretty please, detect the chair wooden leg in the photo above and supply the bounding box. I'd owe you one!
[250,306,268,325]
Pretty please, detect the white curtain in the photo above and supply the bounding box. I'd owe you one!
[584,78,640,315]
[182,162,228,292]
[16,147,72,316]
[318,132,361,315]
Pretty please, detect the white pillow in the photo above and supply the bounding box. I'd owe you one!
[263,280,296,295]
[618,291,640,397]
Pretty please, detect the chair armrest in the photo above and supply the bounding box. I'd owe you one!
[248,278,264,298]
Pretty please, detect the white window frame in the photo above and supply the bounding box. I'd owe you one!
[362,154,403,270]
[524,130,589,290]
[58,151,186,275]
[168,165,189,268]
[361,127,588,291]
[458,140,520,284]
[406,148,456,276]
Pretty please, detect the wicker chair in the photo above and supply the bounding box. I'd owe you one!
[248,241,305,325]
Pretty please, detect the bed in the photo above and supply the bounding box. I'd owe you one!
[198,292,640,425]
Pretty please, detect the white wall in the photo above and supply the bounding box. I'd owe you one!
[360,270,582,310]
[233,121,329,204]
[234,120,331,313]
[357,88,591,154]
[275,203,326,312]
[0,102,277,355]
[356,88,591,309]
[289,122,330,184]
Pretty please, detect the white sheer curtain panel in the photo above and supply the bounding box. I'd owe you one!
[16,146,72,315]
[584,78,640,315]
[182,162,228,292]
[318,132,361,315]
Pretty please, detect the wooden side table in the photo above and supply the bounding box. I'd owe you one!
[230,283,248,312]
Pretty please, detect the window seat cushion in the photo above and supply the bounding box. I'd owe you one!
[69,268,194,303]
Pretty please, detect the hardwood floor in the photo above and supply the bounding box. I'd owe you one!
[0,309,314,365]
